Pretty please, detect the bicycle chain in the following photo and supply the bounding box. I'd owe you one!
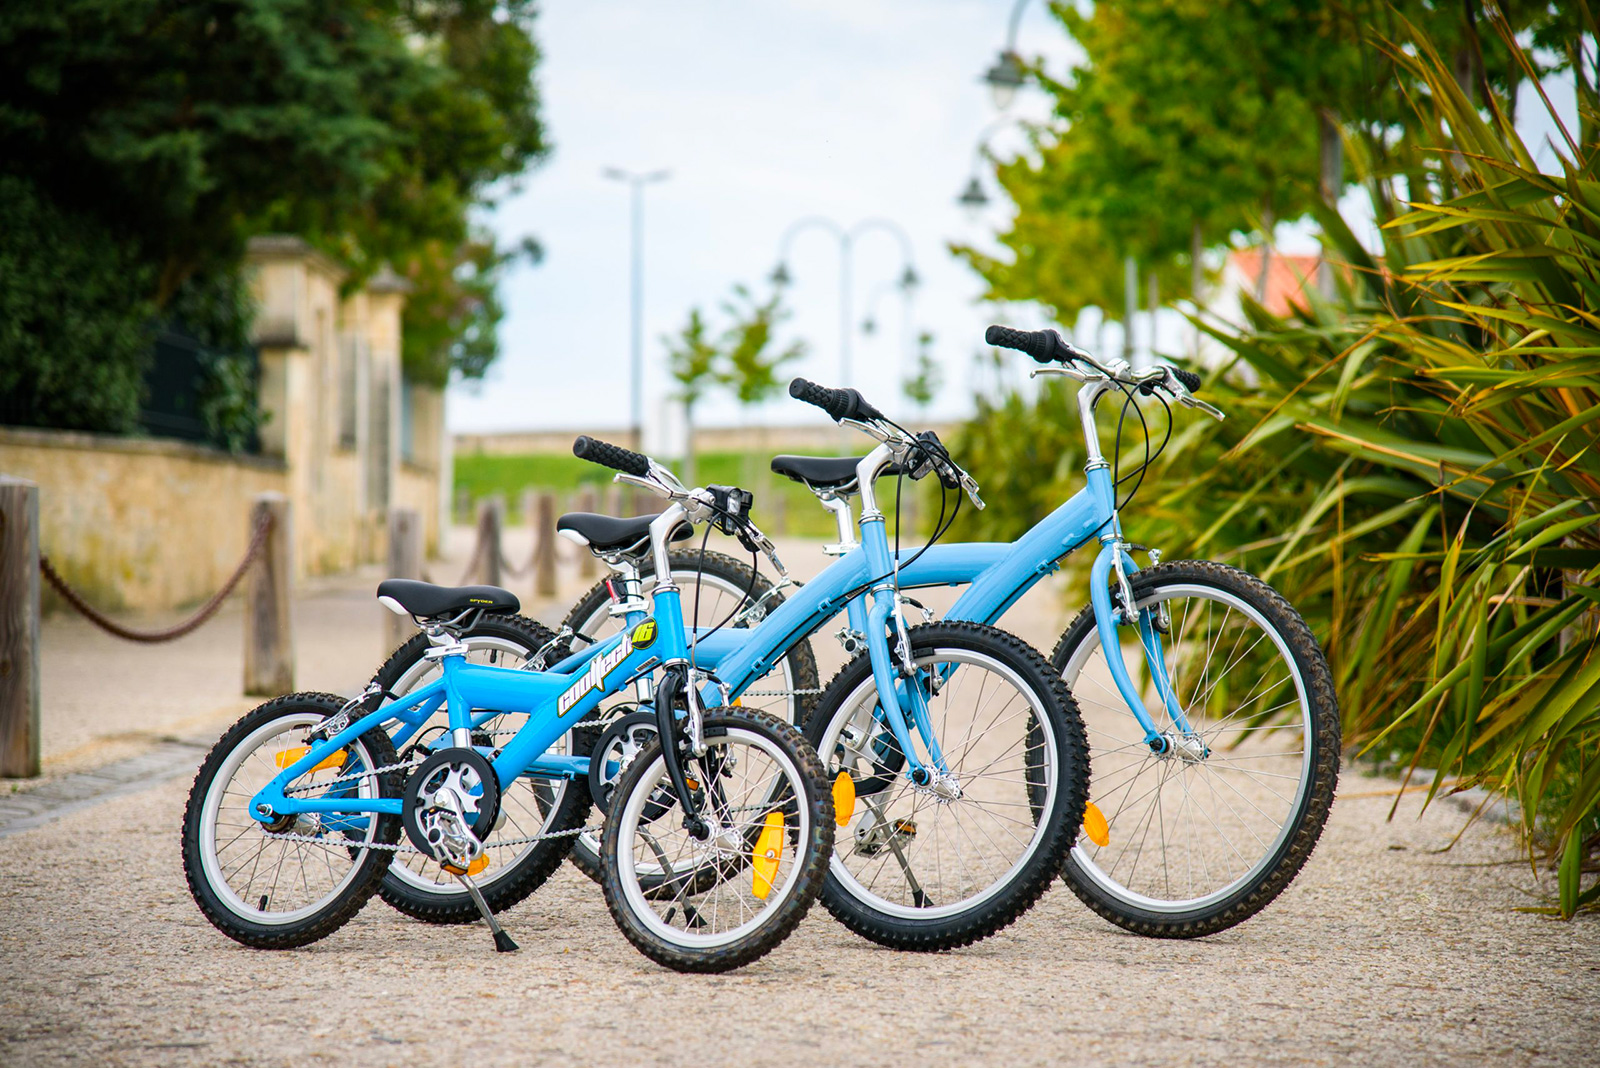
[261,821,605,855]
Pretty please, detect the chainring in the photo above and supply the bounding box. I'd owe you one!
[402,747,502,862]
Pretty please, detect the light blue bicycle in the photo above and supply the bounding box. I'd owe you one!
[389,324,1339,940]
[181,451,838,973]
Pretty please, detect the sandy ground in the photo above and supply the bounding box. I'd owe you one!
[2,527,1597,1067]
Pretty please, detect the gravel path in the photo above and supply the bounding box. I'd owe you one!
[1,773,1595,1067]
[3,530,1596,1066]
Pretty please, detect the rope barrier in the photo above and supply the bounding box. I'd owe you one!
[39,512,273,643]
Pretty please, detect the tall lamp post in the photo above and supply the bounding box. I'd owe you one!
[603,166,671,451]
[769,217,919,396]
[980,0,1036,110]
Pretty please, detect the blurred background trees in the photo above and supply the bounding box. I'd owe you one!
[0,0,548,437]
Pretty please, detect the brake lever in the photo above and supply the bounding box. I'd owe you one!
[958,471,985,510]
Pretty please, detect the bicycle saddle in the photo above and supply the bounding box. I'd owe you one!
[770,455,907,494]
[376,579,519,619]
[555,512,693,553]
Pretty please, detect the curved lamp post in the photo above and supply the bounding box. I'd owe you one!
[769,217,919,394]
[603,166,672,450]
[981,0,1035,110]
[955,115,1023,218]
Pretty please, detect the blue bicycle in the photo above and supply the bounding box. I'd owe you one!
[181,458,836,973]
[389,325,1339,940]
[355,425,1092,951]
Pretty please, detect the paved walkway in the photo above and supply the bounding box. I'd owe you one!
[1,528,1595,1066]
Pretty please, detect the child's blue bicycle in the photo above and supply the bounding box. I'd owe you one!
[181,459,838,973]
[380,325,1339,941]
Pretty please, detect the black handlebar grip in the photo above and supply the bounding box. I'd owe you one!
[788,378,885,423]
[572,435,651,477]
[1172,368,1202,393]
[985,325,1063,364]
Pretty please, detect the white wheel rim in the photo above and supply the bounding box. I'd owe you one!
[817,648,1060,920]
[615,726,810,949]
[199,712,380,925]
[1062,582,1313,913]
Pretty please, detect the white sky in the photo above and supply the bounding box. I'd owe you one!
[450,2,1582,439]
[451,0,1081,436]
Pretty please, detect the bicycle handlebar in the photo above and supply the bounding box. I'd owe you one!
[572,435,651,477]
[984,324,1069,364]
[787,378,885,423]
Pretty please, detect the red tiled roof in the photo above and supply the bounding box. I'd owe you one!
[1229,250,1324,316]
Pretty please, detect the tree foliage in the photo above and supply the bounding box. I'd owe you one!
[0,0,548,406]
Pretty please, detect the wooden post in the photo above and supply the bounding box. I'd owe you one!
[245,493,295,697]
[534,492,557,598]
[477,496,504,587]
[0,477,41,778]
[454,487,471,526]
[576,488,598,580]
[604,485,623,521]
[770,493,788,537]
[385,508,422,652]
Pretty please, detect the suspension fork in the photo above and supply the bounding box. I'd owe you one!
[1088,540,1194,747]
[651,665,710,838]
[859,585,948,779]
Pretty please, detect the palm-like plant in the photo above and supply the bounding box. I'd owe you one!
[1138,16,1599,916]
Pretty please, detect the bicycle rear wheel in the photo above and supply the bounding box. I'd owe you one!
[1050,560,1340,937]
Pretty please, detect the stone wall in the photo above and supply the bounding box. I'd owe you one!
[0,428,287,612]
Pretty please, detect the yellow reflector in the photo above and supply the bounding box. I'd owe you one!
[832,771,856,827]
[731,698,742,706]
[274,746,346,773]
[1083,801,1110,848]
[751,812,785,899]
[466,854,490,877]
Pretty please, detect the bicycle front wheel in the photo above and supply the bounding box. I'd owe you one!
[805,621,1089,951]
[600,706,833,973]
[1050,560,1340,937]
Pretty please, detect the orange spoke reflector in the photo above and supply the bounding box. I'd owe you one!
[832,771,856,827]
[751,812,785,899]
[274,747,347,773]
[467,854,490,876]
[1083,801,1110,848]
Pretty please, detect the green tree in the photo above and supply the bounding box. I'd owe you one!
[0,0,548,412]
[662,307,720,488]
[719,285,805,491]
[902,332,944,413]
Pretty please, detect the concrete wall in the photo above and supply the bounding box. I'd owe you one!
[0,236,450,613]
[0,428,287,612]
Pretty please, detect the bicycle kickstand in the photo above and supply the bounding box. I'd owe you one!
[454,870,518,953]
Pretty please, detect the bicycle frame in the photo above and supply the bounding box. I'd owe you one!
[664,377,1196,752]
[248,579,689,822]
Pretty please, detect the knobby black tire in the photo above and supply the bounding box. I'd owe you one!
[805,620,1090,951]
[182,693,405,949]
[599,706,834,973]
[371,615,593,924]
[1049,560,1340,938]
[563,549,820,886]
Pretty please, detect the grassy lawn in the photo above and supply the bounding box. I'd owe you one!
[454,448,864,538]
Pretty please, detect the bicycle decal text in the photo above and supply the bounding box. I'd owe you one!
[557,632,636,714]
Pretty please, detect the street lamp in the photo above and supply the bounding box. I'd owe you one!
[981,0,1035,111]
[955,116,1018,218]
[769,216,919,396]
[603,166,671,452]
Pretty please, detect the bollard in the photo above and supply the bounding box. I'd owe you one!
[576,487,598,580]
[454,487,471,526]
[477,496,504,587]
[385,508,422,653]
[604,485,623,521]
[534,492,557,598]
[770,493,788,537]
[245,493,295,697]
[630,488,651,519]
[0,477,41,778]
